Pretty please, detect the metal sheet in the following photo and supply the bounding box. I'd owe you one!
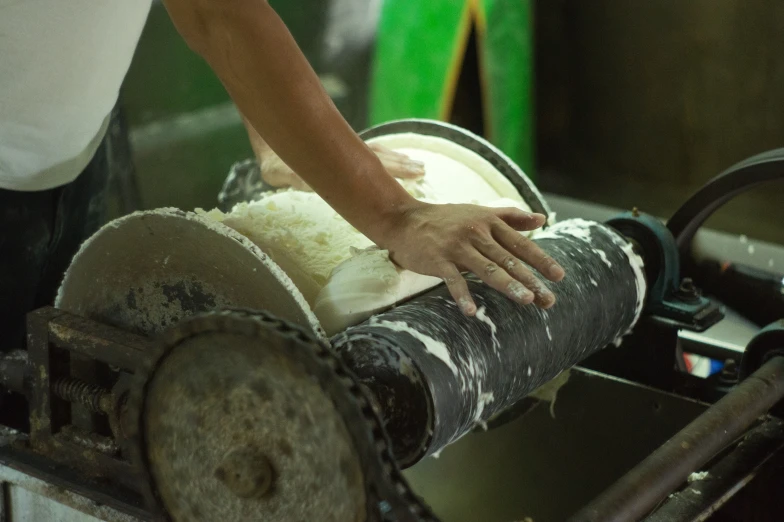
[0,465,140,522]
[403,367,709,522]
[56,208,325,340]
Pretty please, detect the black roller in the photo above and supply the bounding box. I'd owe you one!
[332,219,646,467]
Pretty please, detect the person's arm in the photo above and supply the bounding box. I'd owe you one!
[241,115,425,191]
[162,0,565,315]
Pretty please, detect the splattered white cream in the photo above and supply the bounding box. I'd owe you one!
[475,307,500,351]
[369,318,458,375]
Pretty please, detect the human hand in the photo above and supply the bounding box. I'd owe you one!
[379,202,565,315]
[260,143,426,191]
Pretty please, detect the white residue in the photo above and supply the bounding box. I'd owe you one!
[474,391,496,424]
[546,325,552,341]
[590,277,599,287]
[748,244,755,255]
[475,306,500,351]
[619,241,648,323]
[532,218,596,242]
[740,234,748,244]
[370,319,458,375]
[54,208,327,341]
[688,471,710,483]
[527,366,532,376]
[596,249,612,268]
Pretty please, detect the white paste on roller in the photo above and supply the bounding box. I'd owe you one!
[475,391,496,425]
[475,307,500,351]
[533,218,648,342]
[200,133,542,335]
[370,318,459,375]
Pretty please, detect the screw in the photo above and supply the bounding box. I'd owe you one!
[214,446,275,499]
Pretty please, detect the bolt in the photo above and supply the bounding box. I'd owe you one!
[717,359,740,391]
[214,446,275,499]
[720,359,739,384]
[676,278,701,303]
[679,278,696,293]
[52,378,112,414]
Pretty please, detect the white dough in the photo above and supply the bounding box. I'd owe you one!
[366,133,530,207]
[200,133,537,335]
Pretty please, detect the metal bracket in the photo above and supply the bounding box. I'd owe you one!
[24,307,155,494]
[606,211,723,332]
[740,320,784,380]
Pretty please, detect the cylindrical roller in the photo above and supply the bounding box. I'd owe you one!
[332,219,646,466]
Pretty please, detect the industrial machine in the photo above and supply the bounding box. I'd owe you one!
[1,120,783,522]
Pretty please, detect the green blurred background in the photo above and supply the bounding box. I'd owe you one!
[122,0,784,242]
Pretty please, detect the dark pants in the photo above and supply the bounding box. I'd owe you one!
[0,100,145,354]
[0,140,110,352]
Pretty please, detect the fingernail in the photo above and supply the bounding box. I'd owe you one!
[508,282,534,303]
[458,297,476,315]
[539,290,556,309]
[409,159,426,167]
[548,263,565,281]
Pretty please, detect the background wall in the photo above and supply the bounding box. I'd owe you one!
[536,0,784,243]
[121,0,784,242]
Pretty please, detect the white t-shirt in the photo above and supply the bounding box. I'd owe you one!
[0,0,153,191]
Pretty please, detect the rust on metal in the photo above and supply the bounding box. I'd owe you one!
[48,313,155,372]
[141,324,366,521]
[213,446,276,499]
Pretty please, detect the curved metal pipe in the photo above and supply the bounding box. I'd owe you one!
[666,148,784,251]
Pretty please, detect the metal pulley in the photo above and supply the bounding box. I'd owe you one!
[127,309,436,522]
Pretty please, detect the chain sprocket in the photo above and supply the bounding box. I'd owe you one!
[126,308,439,522]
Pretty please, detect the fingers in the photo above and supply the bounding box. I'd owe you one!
[368,143,425,179]
[260,156,295,186]
[367,143,407,160]
[382,156,425,179]
[459,250,538,307]
[261,169,312,191]
[492,222,565,282]
[287,174,312,192]
[493,207,546,231]
[472,238,556,308]
[440,264,477,316]
[260,157,312,191]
